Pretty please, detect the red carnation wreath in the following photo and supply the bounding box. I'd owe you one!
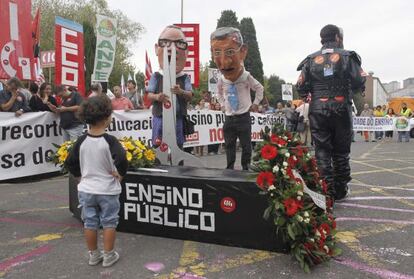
[252,125,340,272]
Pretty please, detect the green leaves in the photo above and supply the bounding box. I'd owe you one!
[253,119,339,273]
[287,224,296,240]
[331,247,342,257]
[263,206,273,220]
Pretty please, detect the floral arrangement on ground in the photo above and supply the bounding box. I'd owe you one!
[252,124,340,272]
[49,137,156,172]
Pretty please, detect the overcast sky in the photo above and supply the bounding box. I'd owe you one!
[107,0,414,84]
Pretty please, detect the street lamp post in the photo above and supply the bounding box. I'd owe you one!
[181,0,183,23]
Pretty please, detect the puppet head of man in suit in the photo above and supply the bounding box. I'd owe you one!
[210,27,247,82]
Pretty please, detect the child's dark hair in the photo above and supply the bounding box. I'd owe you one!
[79,96,112,125]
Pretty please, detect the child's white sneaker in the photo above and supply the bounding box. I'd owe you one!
[88,250,103,266]
[102,250,119,267]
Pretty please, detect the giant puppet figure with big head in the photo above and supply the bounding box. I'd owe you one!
[211,27,264,171]
[147,25,204,167]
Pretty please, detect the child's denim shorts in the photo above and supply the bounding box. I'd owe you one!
[78,191,120,230]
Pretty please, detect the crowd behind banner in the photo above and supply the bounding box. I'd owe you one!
[0,77,412,180]
[0,109,286,180]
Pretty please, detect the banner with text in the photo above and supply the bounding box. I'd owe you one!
[0,112,62,180]
[92,15,117,82]
[0,0,34,80]
[0,111,285,180]
[55,16,85,96]
[353,117,411,131]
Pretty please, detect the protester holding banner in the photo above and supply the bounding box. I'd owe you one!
[398,103,412,142]
[360,103,374,142]
[211,27,264,170]
[147,25,193,149]
[0,77,31,116]
[374,105,384,140]
[29,82,57,112]
[124,80,144,110]
[384,108,395,140]
[49,85,84,141]
[296,24,366,202]
[111,86,134,111]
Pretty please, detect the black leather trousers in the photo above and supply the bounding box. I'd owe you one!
[309,100,352,199]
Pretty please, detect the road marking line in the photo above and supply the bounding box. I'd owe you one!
[179,241,201,267]
[0,217,82,228]
[359,142,382,159]
[5,206,68,214]
[368,187,414,208]
[349,178,414,189]
[336,231,382,267]
[351,160,414,179]
[350,184,414,191]
[206,250,276,273]
[348,223,408,238]
[0,245,52,272]
[337,217,414,225]
[346,196,414,201]
[335,258,414,279]
[352,167,414,176]
[336,203,414,213]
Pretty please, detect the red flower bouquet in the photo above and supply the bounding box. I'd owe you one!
[252,124,340,272]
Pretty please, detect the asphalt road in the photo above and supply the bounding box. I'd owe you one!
[1,138,414,279]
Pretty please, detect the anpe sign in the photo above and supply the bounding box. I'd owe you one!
[91,15,117,82]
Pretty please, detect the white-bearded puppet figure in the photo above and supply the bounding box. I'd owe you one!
[147,25,193,150]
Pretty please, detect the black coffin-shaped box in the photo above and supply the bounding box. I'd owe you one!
[69,166,287,253]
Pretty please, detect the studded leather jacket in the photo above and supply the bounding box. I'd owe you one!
[296,42,366,105]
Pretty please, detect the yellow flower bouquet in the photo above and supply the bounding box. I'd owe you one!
[49,137,156,173]
[48,140,75,173]
[118,137,156,169]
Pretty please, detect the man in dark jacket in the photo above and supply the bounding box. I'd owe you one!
[0,77,31,116]
[296,24,366,202]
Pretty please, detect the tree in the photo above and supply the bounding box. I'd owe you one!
[239,17,264,85]
[216,10,239,29]
[266,75,286,106]
[192,63,209,106]
[33,0,144,89]
[83,20,96,92]
[210,10,240,68]
[134,71,145,92]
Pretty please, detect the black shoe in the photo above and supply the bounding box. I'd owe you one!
[335,187,351,202]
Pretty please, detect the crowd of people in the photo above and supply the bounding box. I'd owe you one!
[1,76,412,147]
[2,22,413,269]
[359,102,412,142]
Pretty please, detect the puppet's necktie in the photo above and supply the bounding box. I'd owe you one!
[228,84,239,112]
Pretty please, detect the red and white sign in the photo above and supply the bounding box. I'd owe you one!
[40,50,55,68]
[175,23,199,88]
[55,16,85,96]
[0,0,35,80]
[220,197,236,213]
